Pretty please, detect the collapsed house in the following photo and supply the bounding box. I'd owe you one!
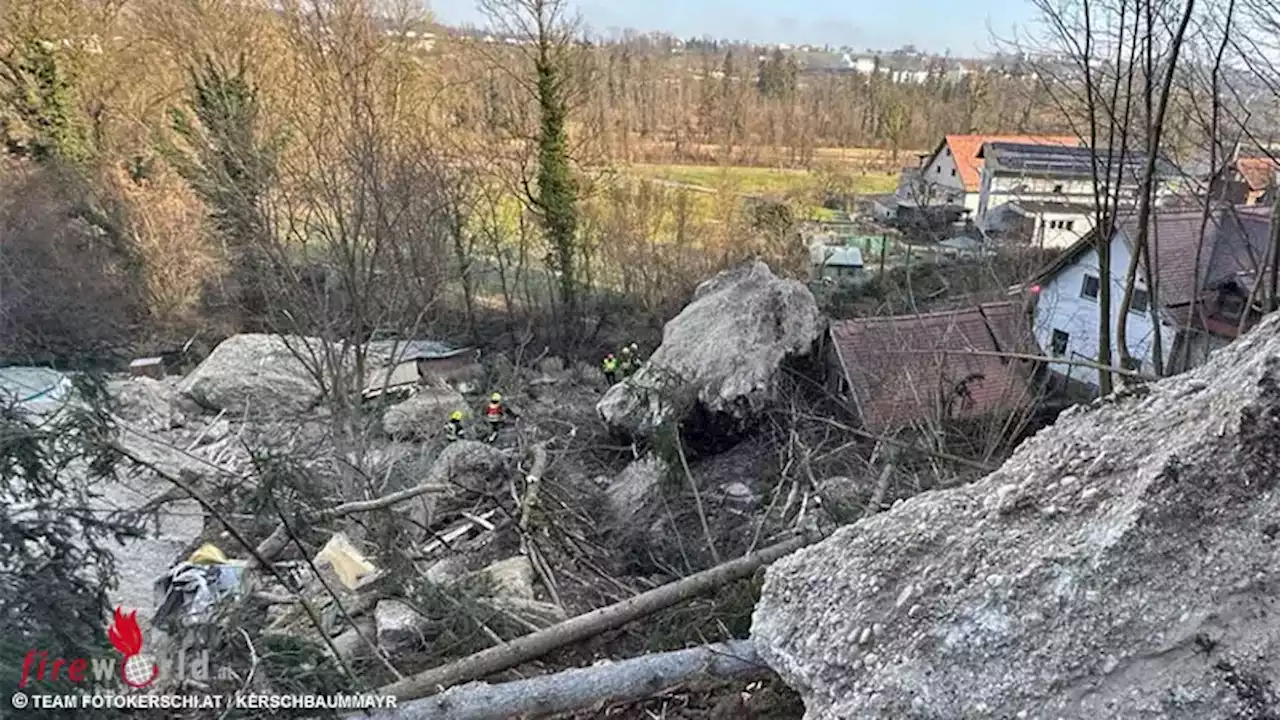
[828,302,1038,435]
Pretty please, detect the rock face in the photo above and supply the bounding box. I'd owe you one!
[109,378,187,432]
[597,262,822,442]
[382,388,468,439]
[179,334,325,415]
[376,599,429,654]
[751,316,1280,719]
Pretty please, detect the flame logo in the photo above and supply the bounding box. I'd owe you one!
[107,607,158,689]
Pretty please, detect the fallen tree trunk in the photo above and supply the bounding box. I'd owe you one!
[361,640,768,720]
[251,479,453,567]
[378,532,814,702]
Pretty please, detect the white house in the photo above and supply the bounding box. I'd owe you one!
[1029,205,1271,391]
[894,134,1081,221]
[976,142,1180,247]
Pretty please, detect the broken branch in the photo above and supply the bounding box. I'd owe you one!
[377,532,815,702]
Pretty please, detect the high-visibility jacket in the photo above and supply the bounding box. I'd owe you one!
[485,402,504,421]
[602,357,618,373]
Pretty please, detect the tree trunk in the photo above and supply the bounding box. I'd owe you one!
[360,640,769,720]
[378,532,815,702]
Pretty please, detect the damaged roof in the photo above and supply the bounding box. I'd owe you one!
[366,339,473,366]
[830,302,1036,434]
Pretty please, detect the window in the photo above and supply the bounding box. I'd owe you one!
[1051,329,1069,356]
[936,166,942,174]
[1131,288,1149,313]
[1064,220,1075,231]
[950,168,956,177]
[1221,294,1245,318]
[1053,183,1064,194]
[1081,274,1100,300]
[945,148,952,156]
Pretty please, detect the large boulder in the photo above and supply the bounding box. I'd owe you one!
[382,388,468,439]
[597,261,822,444]
[179,334,325,415]
[751,316,1280,719]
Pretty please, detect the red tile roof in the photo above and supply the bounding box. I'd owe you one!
[940,134,1082,192]
[830,302,1036,434]
[1234,156,1278,192]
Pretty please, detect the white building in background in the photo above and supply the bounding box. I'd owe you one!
[976,141,1180,248]
[891,134,1080,222]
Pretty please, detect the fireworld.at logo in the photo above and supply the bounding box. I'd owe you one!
[18,606,227,689]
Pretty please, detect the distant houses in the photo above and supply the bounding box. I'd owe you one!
[890,134,1080,227]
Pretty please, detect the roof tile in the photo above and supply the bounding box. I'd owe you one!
[831,302,1036,434]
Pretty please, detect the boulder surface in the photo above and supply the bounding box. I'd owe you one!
[179,334,326,415]
[382,388,468,439]
[752,314,1280,719]
[597,261,822,441]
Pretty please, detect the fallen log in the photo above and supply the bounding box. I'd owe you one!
[251,479,453,567]
[378,531,815,702]
[360,639,768,720]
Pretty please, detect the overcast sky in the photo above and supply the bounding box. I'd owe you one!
[427,0,1041,56]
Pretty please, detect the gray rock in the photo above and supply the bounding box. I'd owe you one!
[178,334,327,415]
[375,599,429,654]
[537,356,566,374]
[480,556,535,600]
[109,377,185,432]
[605,454,669,525]
[381,388,468,439]
[751,313,1280,719]
[596,262,822,441]
[409,440,510,535]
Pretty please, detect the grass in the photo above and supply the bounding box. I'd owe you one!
[627,163,898,198]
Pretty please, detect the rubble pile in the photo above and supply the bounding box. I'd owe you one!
[752,314,1280,718]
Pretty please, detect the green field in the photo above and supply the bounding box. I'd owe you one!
[628,163,898,197]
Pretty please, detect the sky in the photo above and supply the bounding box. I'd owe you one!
[427,0,1041,57]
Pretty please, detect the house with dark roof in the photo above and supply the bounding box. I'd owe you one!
[892,134,1081,226]
[828,302,1037,434]
[1221,155,1277,206]
[976,142,1181,248]
[1027,205,1271,391]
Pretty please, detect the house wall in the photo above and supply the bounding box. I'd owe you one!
[923,142,967,197]
[1031,231,1178,389]
[816,264,865,283]
[978,172,1096,225]
[1036,211,1094,248]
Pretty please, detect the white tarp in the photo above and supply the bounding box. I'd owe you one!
[0,366,73,416]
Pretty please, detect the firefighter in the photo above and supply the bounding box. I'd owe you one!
[618,345,635,377]
[444,410,463,442]
[601,353,619,384]
[484,392,505,442]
